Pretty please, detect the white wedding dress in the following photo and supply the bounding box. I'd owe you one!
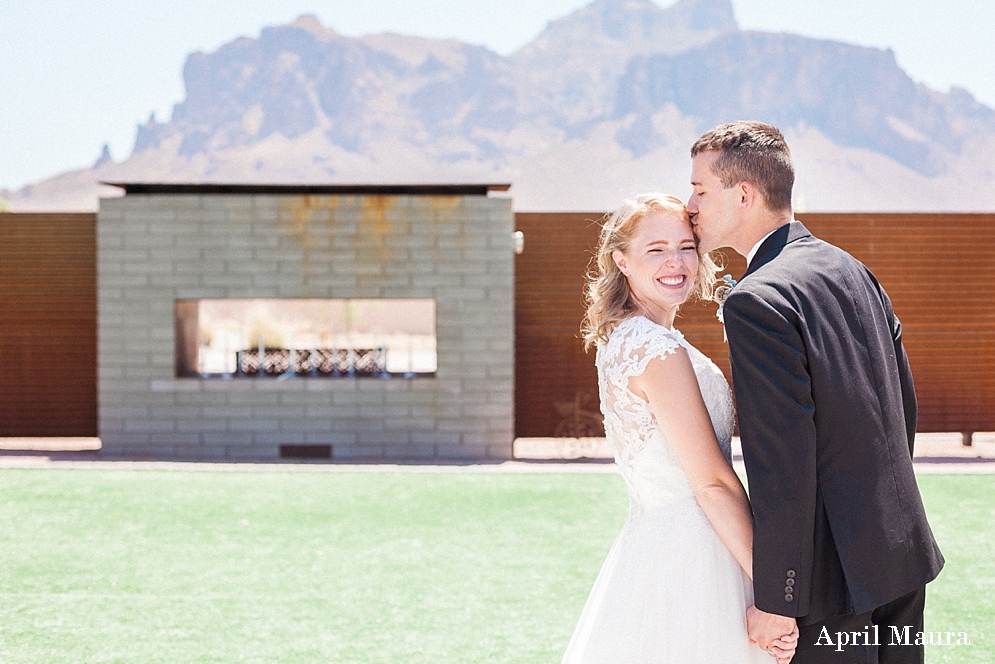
[562,316,768,663]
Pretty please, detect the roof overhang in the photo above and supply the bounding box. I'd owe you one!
[101,182,512,196]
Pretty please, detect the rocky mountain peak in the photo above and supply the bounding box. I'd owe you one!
[509,0,736,125]
[515,0,736,56]
[92,143,113,169]
[672,0,737,31]
[286,14,340,41]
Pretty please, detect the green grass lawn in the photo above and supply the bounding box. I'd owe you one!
[0,469,991,663]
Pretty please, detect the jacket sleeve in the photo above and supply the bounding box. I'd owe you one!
[723,288,818,618]
[869,270,918,456]
[892,314,918,456]
[891,317,918,459]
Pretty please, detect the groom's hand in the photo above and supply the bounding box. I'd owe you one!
[770,623,799,663]
[747,604,797,653]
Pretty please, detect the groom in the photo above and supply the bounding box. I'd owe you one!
[687,121,944,663]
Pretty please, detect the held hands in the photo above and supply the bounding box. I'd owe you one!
[768,624,799,664]
[747,604,799,663]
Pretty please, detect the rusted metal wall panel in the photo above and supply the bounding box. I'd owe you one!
[514,212,995,437]
[3,210,991,439]
[0,213,97,436]
[514,213,606,438]
[799,213,995,433]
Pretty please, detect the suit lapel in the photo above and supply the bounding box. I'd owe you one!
[741,221,813,279]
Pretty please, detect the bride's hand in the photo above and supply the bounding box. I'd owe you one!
[769,623,799,663]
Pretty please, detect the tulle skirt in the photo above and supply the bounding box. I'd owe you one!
[561,496,770,663]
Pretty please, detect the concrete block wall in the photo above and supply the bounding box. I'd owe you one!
[97,192,514,460]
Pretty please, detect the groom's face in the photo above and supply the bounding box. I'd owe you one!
[688,151,742,253]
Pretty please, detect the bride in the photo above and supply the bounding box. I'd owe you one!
[562,194,797,663]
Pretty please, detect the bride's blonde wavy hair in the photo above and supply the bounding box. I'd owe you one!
[581,193,720,351]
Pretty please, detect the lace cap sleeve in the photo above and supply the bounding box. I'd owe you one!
[601,316,685,386]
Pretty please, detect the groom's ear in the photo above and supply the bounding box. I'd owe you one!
[738,181,758,209]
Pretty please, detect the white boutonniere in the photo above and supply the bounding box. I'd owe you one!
[713,274,738,340]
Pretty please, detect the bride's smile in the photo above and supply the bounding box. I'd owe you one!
[657,274,688,287]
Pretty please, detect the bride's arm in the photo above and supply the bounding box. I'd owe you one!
[629,349,754,579]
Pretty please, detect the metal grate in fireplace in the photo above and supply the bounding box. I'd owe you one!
[236,348,387,377]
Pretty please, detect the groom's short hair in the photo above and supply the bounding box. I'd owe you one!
[691,121,794,212]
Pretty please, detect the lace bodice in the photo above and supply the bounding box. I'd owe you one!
[597,316,735,514]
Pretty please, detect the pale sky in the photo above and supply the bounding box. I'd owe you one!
[2,0,993,191]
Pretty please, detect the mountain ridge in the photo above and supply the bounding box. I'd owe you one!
[6,0,995,212]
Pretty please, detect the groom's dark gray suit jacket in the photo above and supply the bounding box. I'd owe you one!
[723,221,944,625]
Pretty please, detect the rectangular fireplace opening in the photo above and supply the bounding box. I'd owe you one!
[175,298,436,378]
